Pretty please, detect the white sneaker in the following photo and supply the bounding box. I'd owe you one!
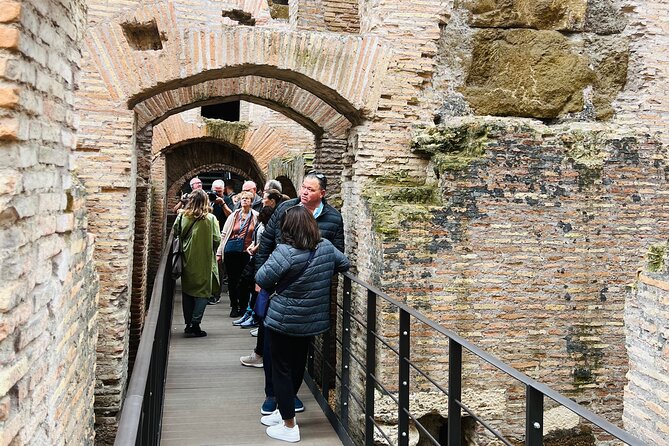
[260,409,283,426]
[240,352,263,368]
[250,327,259,337]
[266,422,300,442]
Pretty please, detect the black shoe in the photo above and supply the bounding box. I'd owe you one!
[190,323,207,337]
[184,324,193,334]
[208,296,220,305]
[229,308,241,318]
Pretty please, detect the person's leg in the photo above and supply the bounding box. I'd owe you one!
[290,336,311,396]
[237,253,251,312]
[182,292,194,325]
[191,297,208,324]
[224,253,243,316]
[255,321,264,356]
[270,330,296,422]
[263,324,274,398]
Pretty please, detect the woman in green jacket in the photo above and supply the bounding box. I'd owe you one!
[173,189,221,337]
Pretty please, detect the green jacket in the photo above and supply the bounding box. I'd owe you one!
[173,213,221,297]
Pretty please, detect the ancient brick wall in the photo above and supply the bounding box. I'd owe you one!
[368,120,668,442]
[69,0,669,443]
[0,0,98,444]
[624,271,669,445]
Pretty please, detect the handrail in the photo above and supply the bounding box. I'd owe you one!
[305,271,648,446]
[114,231,175,446]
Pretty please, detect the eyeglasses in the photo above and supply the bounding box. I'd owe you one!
[307,171,325,180]
[306,171,327,189]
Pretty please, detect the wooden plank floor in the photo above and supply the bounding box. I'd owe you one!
[160,283,344,446]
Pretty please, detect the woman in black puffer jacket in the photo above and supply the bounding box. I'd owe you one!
[255,206,349,443]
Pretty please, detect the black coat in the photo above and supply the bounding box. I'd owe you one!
[254,198,345,274]
[256,240,350,336]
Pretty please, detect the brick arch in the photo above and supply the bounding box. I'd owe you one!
[86,0,391,118]
[152,115,248,155]
[153,114,304,173]
[167,163,252,209]
[135,77,352,137]
[165,140,265,195]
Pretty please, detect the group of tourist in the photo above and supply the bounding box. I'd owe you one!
[172,171,349,442]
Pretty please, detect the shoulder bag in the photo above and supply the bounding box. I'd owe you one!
[171,214,198,280]
[224,211,252,254]
[254,249,316,318]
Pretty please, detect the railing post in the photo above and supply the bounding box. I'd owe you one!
[321,329,331,399]
[365,289,377,446]
[340,276,352,431]
[525,386,544,446]
[398,309,410,446]
[448,339,462,446]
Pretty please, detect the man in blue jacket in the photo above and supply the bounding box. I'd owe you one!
[249,171,344,415]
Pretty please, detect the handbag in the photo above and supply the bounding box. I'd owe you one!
[254,250,316,318]
[224,211,252,254]
[171,214,198,280]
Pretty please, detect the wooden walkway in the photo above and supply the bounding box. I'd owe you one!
[160,284,344,445]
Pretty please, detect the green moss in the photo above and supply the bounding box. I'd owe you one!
[411,123,489,173]
[204,119,249,146]
[647,243,667,273]
[363,171,439,239]
[562,130,606,184]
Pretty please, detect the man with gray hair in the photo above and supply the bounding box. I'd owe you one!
[173,176,203,212]
[238,180,263,212]
[264,179,282,193]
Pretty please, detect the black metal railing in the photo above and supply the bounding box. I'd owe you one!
[114,232,175,446]
[305,272,648,446]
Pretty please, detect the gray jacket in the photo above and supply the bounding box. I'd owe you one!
[256,239,350,336]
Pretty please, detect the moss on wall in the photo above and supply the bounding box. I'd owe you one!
[646,243,668,273]
[363,171,439,239]
[203,118,249,147]
[411,123,490,173]
[562,130,606,185]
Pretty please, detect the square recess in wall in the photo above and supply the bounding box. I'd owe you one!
[121,20,163,51]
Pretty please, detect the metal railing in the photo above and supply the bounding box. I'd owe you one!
[114,232,175,446]
[305,272,648,446]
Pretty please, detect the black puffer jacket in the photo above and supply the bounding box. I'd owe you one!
[254,198,345,274]
[256,239,350,336]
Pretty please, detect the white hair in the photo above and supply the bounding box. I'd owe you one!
[212,179,225,188]
[264,179,282,193]
[242,180,257,191]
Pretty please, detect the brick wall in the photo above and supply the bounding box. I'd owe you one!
[0,0,97,444]
[624,272,669,445]
[366,120,669,441]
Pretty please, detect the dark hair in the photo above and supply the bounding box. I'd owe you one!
[264,189,283,206]
[258,206,274,225]
[281,206,320,250]
[305,170,327,190]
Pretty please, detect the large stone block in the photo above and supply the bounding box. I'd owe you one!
[461,29,595,118]
[467,0,588,31]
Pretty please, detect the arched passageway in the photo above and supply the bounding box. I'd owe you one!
[77,4,389,438]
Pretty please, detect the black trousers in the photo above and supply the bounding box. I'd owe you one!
[269,329,311,420]
[224,251,250,312]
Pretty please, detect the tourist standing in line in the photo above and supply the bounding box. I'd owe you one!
[173,189,221,337]
[216,191,258,317]
[208,179,228,305]
[253,171,345,415]
[256,206,349,442]
[173,176,203,212]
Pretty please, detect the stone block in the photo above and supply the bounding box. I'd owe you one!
[0,117,18,140]
[0,356,27,395]
[467,0,587,31]
[461,29,595,118]
[0,25,18,50]
[0,2,20,23]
